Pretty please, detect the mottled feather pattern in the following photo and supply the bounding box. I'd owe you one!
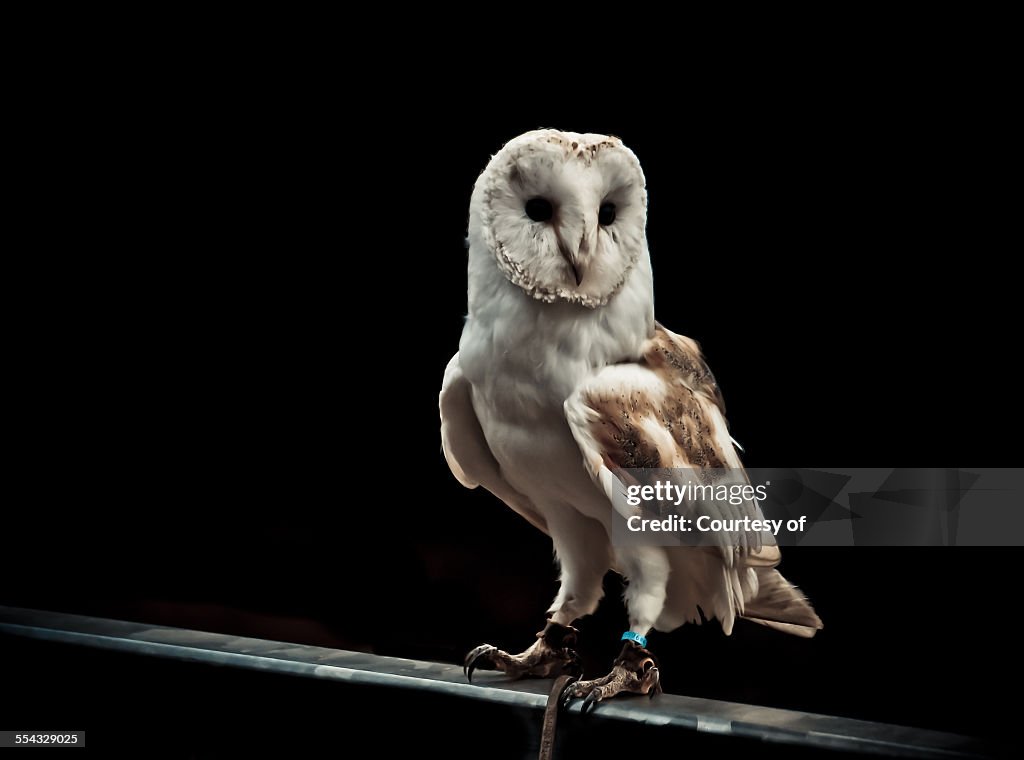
[574,325,735,473]
[563,327,818,633]
[645,323,726,416]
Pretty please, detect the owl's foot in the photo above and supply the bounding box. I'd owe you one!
[560,640,661,713]
[464,621,581,682]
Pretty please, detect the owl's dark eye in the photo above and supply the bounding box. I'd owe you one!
[525,197,554,222]
[598,202,616,226]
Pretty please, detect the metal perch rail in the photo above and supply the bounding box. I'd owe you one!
[0,606,990,758]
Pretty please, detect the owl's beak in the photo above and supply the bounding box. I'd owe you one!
[555,226,585,286]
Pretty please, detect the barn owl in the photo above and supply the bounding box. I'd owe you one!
[440,130,821,707]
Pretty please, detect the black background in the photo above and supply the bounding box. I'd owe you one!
[4,73,1018,747]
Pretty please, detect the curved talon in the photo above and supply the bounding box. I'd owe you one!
[464,643,492,672]
[560,684,575,709]
[647,667,661,698]
[464,644,496,683]
[581,690,601,716]
[463,643,491,674]
[557,673,580,709]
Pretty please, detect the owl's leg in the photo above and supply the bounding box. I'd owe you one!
[464,514,609,683]
[563,547,667,710]
[559,639,662,712]
[464,620,581,681]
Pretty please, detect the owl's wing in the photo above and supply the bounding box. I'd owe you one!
[440,353,549,535]
[563,323,780,567]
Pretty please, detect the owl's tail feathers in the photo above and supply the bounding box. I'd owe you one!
[741,569,823,638]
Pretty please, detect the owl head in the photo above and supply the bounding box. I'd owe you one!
[469,129,648,309]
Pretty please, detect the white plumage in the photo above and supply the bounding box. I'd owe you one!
[441,130,820,701]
